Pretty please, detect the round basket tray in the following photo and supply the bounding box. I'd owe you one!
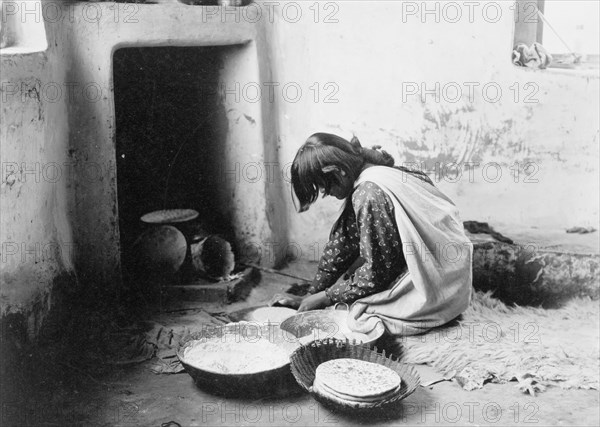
[177,323,301,398]
[280,306,385,347]
[289,338,420,412]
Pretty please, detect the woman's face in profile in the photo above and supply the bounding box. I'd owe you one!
[321,173,353,200]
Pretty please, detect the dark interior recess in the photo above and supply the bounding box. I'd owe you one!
[113,46,233,274]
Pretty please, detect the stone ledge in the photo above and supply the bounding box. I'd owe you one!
[471,239,599,308]
[160,267,261,307]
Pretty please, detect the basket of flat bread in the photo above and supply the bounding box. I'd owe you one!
[290,338,420,411]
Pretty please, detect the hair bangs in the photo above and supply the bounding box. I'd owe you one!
[291,145,328,212]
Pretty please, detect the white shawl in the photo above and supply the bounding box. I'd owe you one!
[346,166,473,336]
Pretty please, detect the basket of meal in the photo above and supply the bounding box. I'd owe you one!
[177,322,302,397]
[289,338,420,412]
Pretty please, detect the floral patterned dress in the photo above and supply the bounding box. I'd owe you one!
[307,181,408,304]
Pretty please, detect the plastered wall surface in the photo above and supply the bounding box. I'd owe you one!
[1,19,73,336]
[265,1,599,258]
[1,1,283,333]
[1,1,598,336]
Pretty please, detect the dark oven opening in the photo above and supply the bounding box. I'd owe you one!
[113,46,236,289]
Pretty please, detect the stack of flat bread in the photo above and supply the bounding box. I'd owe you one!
[312,358,402,407]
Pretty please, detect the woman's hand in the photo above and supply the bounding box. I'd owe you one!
[298,291,332,312]
[268,293,303,309]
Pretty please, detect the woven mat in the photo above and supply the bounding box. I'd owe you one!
[398,291,599,392]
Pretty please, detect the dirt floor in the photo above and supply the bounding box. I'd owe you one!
[21,357,595,427]
[4,261,599,427]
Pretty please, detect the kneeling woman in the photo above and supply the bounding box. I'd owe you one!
[274,133,473,336]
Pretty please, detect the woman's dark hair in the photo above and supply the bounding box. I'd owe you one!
[291,132,430,212]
